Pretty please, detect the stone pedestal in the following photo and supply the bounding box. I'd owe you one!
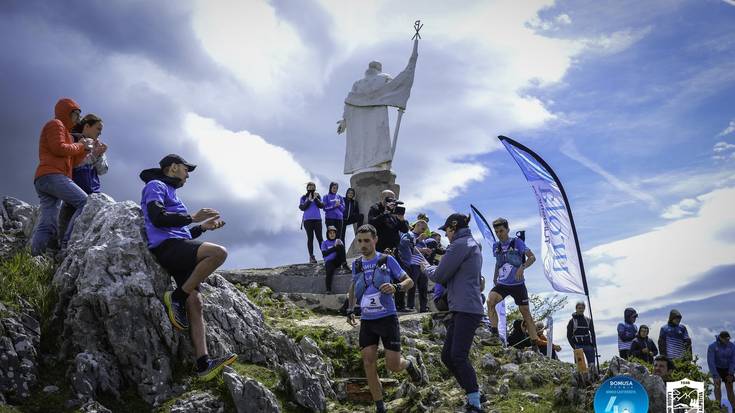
[346,170,400,257]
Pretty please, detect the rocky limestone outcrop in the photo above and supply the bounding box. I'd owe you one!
[0,301,41,402]
[0,197,38,259]
[50,194,333,411]
[223,367,281,413]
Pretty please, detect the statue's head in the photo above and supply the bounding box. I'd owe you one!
[365,61,382,76]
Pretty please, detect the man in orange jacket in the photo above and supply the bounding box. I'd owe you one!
[31,98,94,255]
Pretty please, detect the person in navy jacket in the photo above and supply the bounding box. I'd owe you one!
[617,308,638,359]
[708,331,735,408]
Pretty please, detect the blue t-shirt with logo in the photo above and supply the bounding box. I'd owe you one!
[353,253,405,320]
[493,238,528,286]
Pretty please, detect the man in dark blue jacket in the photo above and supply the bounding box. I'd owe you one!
[140,154,236,382]
[658,309,692,360]
[422,213,486,413]
[708,331,735,409]
[617,308,638,359]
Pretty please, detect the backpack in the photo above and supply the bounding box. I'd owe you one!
[353,254,392,302]
[495,237,526,266]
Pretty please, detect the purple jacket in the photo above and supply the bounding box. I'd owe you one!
[299,194,323,221]
[322,193,345,220]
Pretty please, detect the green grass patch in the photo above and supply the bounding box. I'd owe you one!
[239,285,312,321]
[0,249,55,319]
[230,362,280,390]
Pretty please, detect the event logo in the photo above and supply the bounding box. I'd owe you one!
[666,378,704,413]
[594,376,649,413]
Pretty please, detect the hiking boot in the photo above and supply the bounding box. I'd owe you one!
[309,255,317,264]
[197,353,238,382]
[465,403,486,413]
[163,291,189,330]
[405,355,423,384]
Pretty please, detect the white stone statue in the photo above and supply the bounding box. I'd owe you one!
[337,39,418,175]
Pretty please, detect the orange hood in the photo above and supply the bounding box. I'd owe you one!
[54,98,80,131]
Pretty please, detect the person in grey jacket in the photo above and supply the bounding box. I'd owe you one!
[421,213,485,413]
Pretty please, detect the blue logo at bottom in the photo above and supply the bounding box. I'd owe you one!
[594,375,649,413]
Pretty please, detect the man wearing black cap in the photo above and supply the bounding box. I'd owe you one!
[421,213,486,413]
[708,331,735,408]
[140,154,236,382]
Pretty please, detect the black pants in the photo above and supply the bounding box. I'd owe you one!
[442,312,482,395]
[303,220,323,257]
[325,218,343,241]
[340,214,364,242]
[324,244,346,292]
[406,264,428,311]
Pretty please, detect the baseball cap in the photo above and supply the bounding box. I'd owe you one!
[438,213,470,231]
[159,154,196,171]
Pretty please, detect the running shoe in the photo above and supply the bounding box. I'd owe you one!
[197,353,238,382]
[163,291,189,330]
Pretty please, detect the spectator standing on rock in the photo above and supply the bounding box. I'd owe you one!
[346,224,422,413]
[299,182,324,264]
[658,309,692,361]
[58,114,109,241]
[617,308,638,359]
[629,325,658,363]
[368,190,409,253]
[398,220,430,312]
[421,213,486,413]
[486,217,539,345]
[321,225,347,293]
[323,182,345,241]
[341,187,363,242]
[31,98,94,255]
[708,331,735,409]
[140,154,236,382]
[566,301,596,366]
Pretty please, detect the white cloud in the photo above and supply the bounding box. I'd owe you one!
[584,186,735,321]
[561,140,660,209]
[184,112,319,233]
[716,120,735,137]
[660,197,702,219]
[581,26,652,56]
[713,141,735,162]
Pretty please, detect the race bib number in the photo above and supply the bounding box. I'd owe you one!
[360,291,385,314]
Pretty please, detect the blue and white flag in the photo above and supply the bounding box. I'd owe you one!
[470,204,507,342]
[499,136,588,295]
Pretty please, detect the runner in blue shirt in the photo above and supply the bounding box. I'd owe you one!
[347,224,424,413]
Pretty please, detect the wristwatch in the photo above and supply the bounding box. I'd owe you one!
[393,283,402,293]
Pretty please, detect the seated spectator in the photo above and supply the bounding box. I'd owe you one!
[536,321,561,359]
[708,331,735,409]
[508,319,533,349]
[323,182,345,243]
[341,187,363,242]
[658,309,692,361]
[140,154,236,381]
[58,114,109,241]
[617,308,638,359]
[321,225,346,293]
[630,325,658,363]
[653,355,674,380]
[31,98,93,255]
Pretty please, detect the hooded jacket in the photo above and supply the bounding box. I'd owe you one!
[617,307,638,351]
[299,193,323,221]
[707,336,735,378]
[630,327,658,363]
[34,98,87,180]
[424,227,484,315]
[70,133,108,194]
[139,168,202,248]
[658,309,692,360]
[323,183,345,220]
[343,189,362,224]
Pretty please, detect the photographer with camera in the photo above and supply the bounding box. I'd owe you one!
[367,190,409,254]
[299,182,325,264]
[708,331,735,409]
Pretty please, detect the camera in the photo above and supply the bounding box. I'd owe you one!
[394,205,406,215]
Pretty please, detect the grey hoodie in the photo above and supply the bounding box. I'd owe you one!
[425,227,484,315]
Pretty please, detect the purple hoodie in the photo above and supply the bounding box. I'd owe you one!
[299,193,323,221]
[323,192,345,220]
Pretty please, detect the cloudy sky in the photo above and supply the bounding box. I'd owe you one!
[1,0,734,379]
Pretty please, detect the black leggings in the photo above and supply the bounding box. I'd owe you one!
[303,220,323,257]
[324,244,346,292]
[406,264,428,310]
[442,312,482,394]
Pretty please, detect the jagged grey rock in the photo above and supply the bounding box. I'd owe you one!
[501,363,520,374]
[78,400,112,413]
[2,197,38,239]
[605,356,665,413]
[0,302,41,401]
[169,391,224,413]
[51,194,332,411]
[223,368,281,413]
[481,353,500,372]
